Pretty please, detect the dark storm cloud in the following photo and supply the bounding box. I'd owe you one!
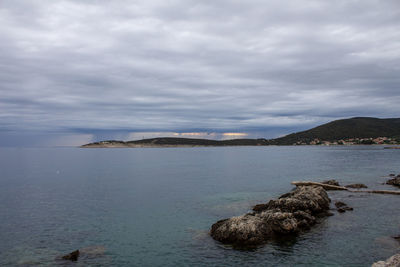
[1,0,400,139]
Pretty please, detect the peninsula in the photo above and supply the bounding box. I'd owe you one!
[81,117,400,148]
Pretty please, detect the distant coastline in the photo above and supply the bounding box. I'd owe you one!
[81,117,400,148]
[80,137,400,148]
[80,138,270,148]
[81,138,400,148]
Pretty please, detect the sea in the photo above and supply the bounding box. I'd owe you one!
[0,146,399,266]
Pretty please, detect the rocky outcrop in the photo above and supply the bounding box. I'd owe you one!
[372,253,400,267]
[386,176,400,187]
[345,183,368,189]
[210,186,330,247]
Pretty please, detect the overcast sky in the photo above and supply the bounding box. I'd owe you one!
[1,0,400,146]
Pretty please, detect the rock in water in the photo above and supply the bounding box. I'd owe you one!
[322,180,340,186]
[62,250,79,261]
[321,180,344,190]
[334,201,347,208]
[386,177,400,187]
[345,183,368,189]
[210,186,330,247]
[335,201,353,213]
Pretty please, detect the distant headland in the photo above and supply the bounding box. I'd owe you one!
[81,117,400,148]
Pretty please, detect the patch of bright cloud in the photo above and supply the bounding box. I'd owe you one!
[222,133,248,137]
[221,132,248,140]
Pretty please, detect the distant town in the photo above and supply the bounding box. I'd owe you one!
[296,137,400,146]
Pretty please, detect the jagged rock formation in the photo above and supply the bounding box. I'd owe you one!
[210,186,330,247]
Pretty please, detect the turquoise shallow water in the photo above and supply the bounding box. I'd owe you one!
[0,146,399,266]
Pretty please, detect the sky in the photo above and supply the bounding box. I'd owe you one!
[1,0,400,146]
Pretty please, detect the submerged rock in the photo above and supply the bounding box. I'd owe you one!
[210,186,330,247]
[372,253,400,267]
[62,250,79,261]
[386,177,400,187]
[335,201,353,213]
[334,201,347,208]
[345,183,368,189]
[58,246,105,262]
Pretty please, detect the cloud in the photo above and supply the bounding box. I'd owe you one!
[1,0,400,144]
[222,133,248,137]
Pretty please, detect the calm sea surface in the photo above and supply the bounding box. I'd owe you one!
[0,146,399,266]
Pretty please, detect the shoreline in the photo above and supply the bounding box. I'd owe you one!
[80,144,400,148]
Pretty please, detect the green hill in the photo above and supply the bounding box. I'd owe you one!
[271,117,400,145]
